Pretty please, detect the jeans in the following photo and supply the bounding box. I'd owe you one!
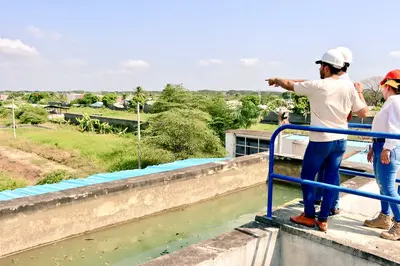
[373,142,400,222]
[315,161,340,210]
[301,139,346,221]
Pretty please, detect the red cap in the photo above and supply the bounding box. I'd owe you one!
[380,69,400,85]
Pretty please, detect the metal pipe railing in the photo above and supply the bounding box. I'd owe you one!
[266,123,400,219]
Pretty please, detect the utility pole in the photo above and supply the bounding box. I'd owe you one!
[137,101,141,169]
[12,99,16,139]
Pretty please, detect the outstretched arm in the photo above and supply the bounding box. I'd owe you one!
[266,78,296,91]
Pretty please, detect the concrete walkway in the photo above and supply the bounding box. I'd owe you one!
[256,195,400,265]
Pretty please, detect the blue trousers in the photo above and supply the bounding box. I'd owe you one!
[315,161,340,210]
[301,139,346,221]
[373,142,400,222]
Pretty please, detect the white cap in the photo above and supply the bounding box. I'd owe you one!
[336,46,353,63]
[315,49,345,69]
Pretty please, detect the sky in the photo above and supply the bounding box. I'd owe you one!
[0,0,399,91]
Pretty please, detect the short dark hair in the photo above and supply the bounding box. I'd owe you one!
[321,63,341,75]
[341,62,350,72]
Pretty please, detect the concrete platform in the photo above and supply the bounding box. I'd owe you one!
[256,203,400,265]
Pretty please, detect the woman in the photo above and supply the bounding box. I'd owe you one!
[364,69,400,241]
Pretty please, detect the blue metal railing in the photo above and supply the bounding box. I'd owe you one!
[266,123,400,219]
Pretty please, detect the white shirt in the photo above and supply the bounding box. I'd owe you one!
[371,95,400,150]
[294,78,367,142]
[339,73,351,81]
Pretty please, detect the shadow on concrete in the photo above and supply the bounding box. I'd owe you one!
[256,203,400,265]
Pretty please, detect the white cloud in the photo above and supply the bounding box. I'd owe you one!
[120,59,150,69]
[198,58,222,66]
[0,38,38,56]
[389,51,400,58]
[63,58,87,66]
[240,57,260,66]
[27,26,62,41]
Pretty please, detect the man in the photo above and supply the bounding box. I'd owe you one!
[315,46,355,215]
[266,49,368,231]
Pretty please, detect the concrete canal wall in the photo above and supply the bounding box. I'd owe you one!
[0,154,271,258]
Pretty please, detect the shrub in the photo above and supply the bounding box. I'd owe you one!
[49,117,68,125]
[0,107,10,118]
[107,146,175,171]
[36,169,76,185]
[145,108,226,159]
[15,105,47,125]
[20,112,47,125]
[0,174,27,192]
[15,105,47,119]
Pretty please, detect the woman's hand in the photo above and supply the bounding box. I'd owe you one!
[380,149,391,164]
[354,82,364,93]
[367,146,373,163]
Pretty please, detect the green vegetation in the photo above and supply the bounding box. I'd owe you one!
[0,84,379,190]
[71,93,99,105]
[102,93,118,107]
[0,173,27,192]
[145,108,226,159]
[36,170,76,185]
[15,105,48,125]
[69,107,150,120]
[76,114,127,134]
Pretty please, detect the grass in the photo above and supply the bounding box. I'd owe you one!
[0,172,27,192]
[0,126,138,176]
[36,169,76,185]
[68,107,151,121]
[0,125,176,177]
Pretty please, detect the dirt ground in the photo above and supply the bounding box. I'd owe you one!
[0,146,76,185]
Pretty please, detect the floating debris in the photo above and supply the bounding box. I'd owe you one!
[160,249,169,255]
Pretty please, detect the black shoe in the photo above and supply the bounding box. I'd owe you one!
[299,200,322,206]
[316,208,341,217]
[330,208,340,216]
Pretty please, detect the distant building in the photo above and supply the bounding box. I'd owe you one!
[66,93,84,103]
[0,94,8,101]
[90,102,104,108]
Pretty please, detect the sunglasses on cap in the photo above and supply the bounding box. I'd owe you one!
[380,79,400,89]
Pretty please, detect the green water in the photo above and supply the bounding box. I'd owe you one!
[0,183,301,266]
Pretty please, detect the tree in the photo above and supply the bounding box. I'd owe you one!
[130,86,147,108]
[291,94,310,117]
[82,93,100,105]
[207,96,239,141]
[236,95,261,129]
[102,93,117,107]
[27,92,49,103]
[71,93,99,105]
[7,92,24,100]
[150,84,209,113]
[360,76,384,106]
[144,108,226,159]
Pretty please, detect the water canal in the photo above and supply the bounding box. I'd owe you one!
[1,183,301,266]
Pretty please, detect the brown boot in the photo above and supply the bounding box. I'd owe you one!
[381,221,400,240]
[364,213,393,230]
